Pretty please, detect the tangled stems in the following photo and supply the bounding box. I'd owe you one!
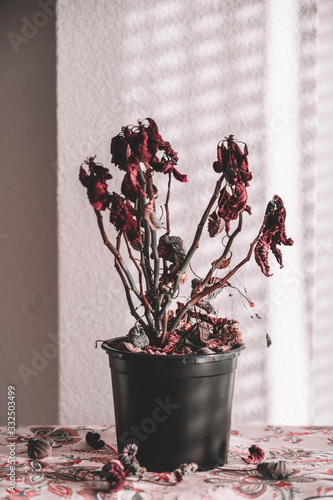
[94,209,154,330]
[79,121,293,349]
[158,173,225,324]
[169,215,267,332]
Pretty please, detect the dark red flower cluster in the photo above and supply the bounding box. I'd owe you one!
[79,157,112,211]
[109,193,141,249]
[162,332,181,353]
[208,320,243,350]
[111,118,187,203]
[214,136,252,233]
[101,459,126,492]
[255,195,294,277]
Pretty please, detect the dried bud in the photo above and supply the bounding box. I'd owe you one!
[86,431,105,450]
[101,460,126,491]
[27,438,53,459]
[241,445,265,464]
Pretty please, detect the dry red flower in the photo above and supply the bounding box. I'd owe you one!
[255,195,294,277]
[79,157,112,211]
[101,460,126,492]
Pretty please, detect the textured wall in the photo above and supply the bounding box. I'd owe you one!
[314,0,333,425]
[0,0,58,425]
[57,0,318,425]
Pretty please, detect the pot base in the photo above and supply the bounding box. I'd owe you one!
[102,338,244,472]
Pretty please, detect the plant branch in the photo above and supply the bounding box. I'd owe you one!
[143,164,161,333]
[123,232,152,321]
[169,216,265,331]
[94,209,149,326]
[170,174,224,298]
[114,234,146,327]
[165,173,172,233]
[137,170,153,291]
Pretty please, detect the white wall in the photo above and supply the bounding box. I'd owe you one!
[57,0,319,425]
[314,0,333,425]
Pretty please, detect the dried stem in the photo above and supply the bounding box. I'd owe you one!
[201,213,243,288]
[123,232,152,322]
[158,174,225,322]
[143,164,161,331]
[171,174,224,294]
[169,216,266,331]
[145,163,155,202]
[151,230,161,332]
[137,170,153,291]
[94,209,149,327]
[115,234,146,327]
[165,173,172,233]
[161,313,168,345]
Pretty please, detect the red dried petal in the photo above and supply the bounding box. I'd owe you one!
[255,195,293,276]
[110,194,138,234]
[138,131,152,162]
[213,144,224,173]
[215,136,252,188]
[79,158,112,211]
[242,445,265,464]
[162,332,181,353]
[254,235,272,277]
[173,168,188,183]
[110,134,129,171]
[79,166,88,187]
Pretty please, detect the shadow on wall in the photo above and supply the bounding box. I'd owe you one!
[121,0,271,424]
[0,0,58,424]
[120,0,317,424]
[55,0,318,425]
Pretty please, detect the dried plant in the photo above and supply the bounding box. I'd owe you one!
[79,119,293,355]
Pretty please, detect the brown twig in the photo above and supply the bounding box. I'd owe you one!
[94,209,148,327]
[123,232,152,323]
[158,174,224,322]
[144,164,161,333]
[115,238,146,326]
[137,171,153,291]
[160,313,168,345]
[171,174,224,294]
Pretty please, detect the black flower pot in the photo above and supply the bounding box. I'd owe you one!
[102,338,244,472]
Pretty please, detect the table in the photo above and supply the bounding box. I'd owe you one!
[1,425,333,499]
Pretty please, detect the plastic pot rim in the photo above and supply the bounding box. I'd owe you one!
[101,336,245,365]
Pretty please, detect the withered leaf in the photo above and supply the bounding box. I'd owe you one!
[211,255,232,270]
[208,212,225,238]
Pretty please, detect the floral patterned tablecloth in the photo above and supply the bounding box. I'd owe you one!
[1,425,333,499]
